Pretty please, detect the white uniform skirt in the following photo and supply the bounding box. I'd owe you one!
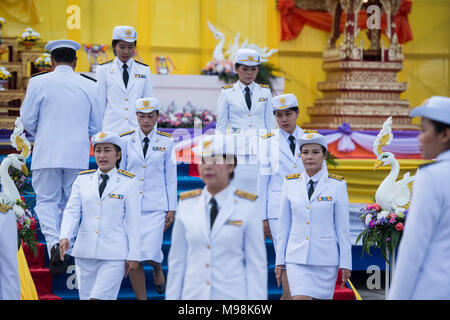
[286,263,338,299]
[75,258,125,300]
[140,211,165,263]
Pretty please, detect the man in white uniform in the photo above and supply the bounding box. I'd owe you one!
[20,39,101,275]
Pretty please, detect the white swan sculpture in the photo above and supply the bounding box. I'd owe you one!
[373,117,415,212]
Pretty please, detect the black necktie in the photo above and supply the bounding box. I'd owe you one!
[308,180,315,200]
[210,197,218,229]
[123,64,129,88]
[99,174,109,198]
[288,135,296,156]
[244,87,251,110]
[143,137,149,158]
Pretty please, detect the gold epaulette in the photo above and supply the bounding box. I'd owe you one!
[157,130,172,138]
[30,71,50,78]
[134,59,148,67]
[328,173,344,181]
[234,189,258,201]
[259,84,270,89]
[261,132,275,139]
[222,84,233,89]
[179,189,202,200]
[118,169,135,178]
[303,129,318,134]
[286,173,300,180]
[78,169,96,175]
[99,59,113,65]
[119,130,135,137]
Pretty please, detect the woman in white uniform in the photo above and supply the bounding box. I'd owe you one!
[120,97,177,299]
[275,133,352,300]
[389,96,450,300]
[96,26,154,135]
[59,131,141,300]
[166,135,267,300]
[215,48,276,194]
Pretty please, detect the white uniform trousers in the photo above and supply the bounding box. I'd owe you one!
[140,211,165,263]
[0,210,20,300]
[32,168,81,256]
[75,258,125,300]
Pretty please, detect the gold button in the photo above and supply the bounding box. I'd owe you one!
[207,245,211,249]
[306,206,310,209]
[139,191,143,194]
[294,165,297,168]
[307,221,310,225]
[140,178,144,181]
[248,114,251,116]
[306,237,309,240]
[206,280,210,285]
[97,216,100,220]
[125,98,128,101]
[98,201,101,205]
[206,264,210,268]
[249,124,252,127]
[125,117,128,120]
[125,108,128,110]
[142,165,146,168]
[96,230,99,234]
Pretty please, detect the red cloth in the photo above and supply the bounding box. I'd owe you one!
[278,0,413,44]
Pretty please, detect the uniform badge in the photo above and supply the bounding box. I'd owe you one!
[225,219,242,226]
[317,196,332,201]
[152,146,166,152]
[258,97,268,102]
[135,74,147,79]
[108,193,124,199]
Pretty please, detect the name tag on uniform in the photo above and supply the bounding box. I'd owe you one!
[135,74,146,79]
[225,219,242,226]
[258,97,268,102]
[152,146,166,152]
[108,193,124,199]
[317,196,332,201]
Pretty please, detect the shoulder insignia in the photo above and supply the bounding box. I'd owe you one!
[80,73,97,82]
[259,84,270,89]
[222,84,234,89]
[234,189,258,201]
[286,173,300,180]
[134,59,148,67]
[117,169,135,178]
[261,132,275,139]
[303,129,318,134]
[157,130,172,138]
[179,189,202,200]
[328,173,344,181]
[99,59,113,65]
[78,169,96,175]
[119,130,135,137]
[30,71,50,78]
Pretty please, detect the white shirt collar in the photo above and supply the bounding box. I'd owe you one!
[138,126,155,143]
[436,149,450,162]
[280,126,299,140]
[237,80,255,93]
[306,167,323,184]
[204,183,232,209]
[116,57,132,70]
[97,167,117,181]
[54,65,74,73]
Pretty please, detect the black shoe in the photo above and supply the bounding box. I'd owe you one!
[49,244,69,276]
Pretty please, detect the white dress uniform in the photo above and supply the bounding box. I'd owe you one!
[166,135,267,300]
[0,207,20,300]
[60,132,141,300]
[20,40,101,255]
[96,26,154,135]
[120,98,177,262]
[275,133,352,299]
[389,96,450,300]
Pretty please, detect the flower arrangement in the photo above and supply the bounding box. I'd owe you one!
[8,166,32,193]
[33,53,52,70]
[83,44,107,72]
[15,197,38,254]
[158,102,216,128]
[0,66,11,80]
[355,202,407,263]
[201,59,236,82]
[19,28,40,49]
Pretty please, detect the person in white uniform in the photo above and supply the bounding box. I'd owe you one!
[59,132,141,300]
[215,48,276,193]
[20,39,101,275]
[166,135,267,300]
[96,26,154,135]
[257,93,305,300]
[120,97,177,299]
[275,132,352,300]
[389,96,450,300]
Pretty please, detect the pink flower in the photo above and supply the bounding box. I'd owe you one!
[372,203,381,212]
[386,237,390,242]
[395,223,404,231]
[366,204,373,211]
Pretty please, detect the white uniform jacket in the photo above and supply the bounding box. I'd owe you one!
[275,170,352,270]
[60,168,141,261]
[20,65,101,170]
[166,187,267,300]
[96,58,154,134]
[257,127,305,220]
[389,150,450,300]
[215,81,276,134]
[120,128,177,212]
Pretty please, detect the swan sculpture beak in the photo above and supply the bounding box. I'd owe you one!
[21,164,28,176]
[373,160,383,171]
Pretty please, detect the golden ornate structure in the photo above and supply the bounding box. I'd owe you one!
[301,0,416,130]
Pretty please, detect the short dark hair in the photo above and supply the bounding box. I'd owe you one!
[234,63,259,69]
[113,145,122,169]
[112,40,137,56]
[51,48,76,63]
[430,119,450,133]
[273,107,299,115]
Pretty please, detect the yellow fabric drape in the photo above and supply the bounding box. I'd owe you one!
[17,246,38,300]
[0,0,448,126]
[0,0,40,24]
